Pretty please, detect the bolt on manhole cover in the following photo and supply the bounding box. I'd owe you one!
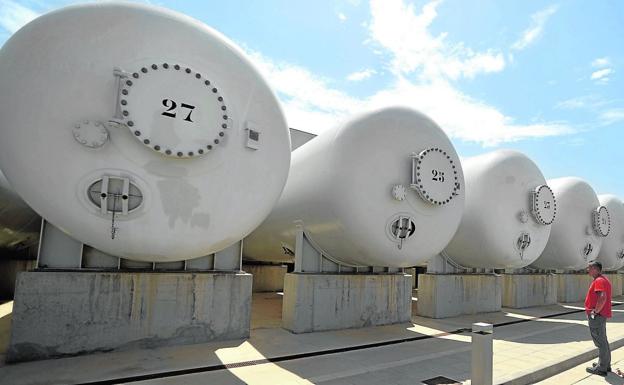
[422,376,462,385]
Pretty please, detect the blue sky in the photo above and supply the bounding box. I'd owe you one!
[0,0,622,197]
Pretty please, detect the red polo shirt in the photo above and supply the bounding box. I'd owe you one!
[585,275,612,318]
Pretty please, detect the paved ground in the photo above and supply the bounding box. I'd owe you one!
[538,346,624,384]
[1,293,624,384]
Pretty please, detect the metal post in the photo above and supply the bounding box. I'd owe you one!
[471,322,493,385]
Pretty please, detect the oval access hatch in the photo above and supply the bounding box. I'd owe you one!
[120,63,229,158]
[532,184,557,225]
[410,148,460,206]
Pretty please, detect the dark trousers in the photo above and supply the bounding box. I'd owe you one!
[588,314,611,371]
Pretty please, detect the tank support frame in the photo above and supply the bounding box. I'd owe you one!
[35,219,243,272]
[293,221,403,274]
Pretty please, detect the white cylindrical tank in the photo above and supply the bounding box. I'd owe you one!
[596,195,624,271]
[532,177,609,270]
[0,170,40,252]
[442,150,556,269]
[0,3,291,262]
[244,107,465,267]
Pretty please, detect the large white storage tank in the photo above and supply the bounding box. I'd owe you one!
[0,3,291,262]
[532,177,609,270]
[442,150,556,269]
[244,107,465,267]
[596,195,624,271]
[0,170,40,252]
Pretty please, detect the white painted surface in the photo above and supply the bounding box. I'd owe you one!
[443,150,553,269]
[0,3,290,262]
[244,107,465,267]
[597,195,624,271]
[532,177,605,270]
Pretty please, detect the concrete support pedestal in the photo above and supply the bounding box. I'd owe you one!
[243,264,287,292]
[502,274,557,308]
[8,271,252,362]
[557,273,593,303]
[417,274,502,318]
[282,273,412,333]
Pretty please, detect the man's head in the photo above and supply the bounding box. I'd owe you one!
[587,260,603,278]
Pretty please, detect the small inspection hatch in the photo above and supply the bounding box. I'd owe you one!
[422,376,462,385]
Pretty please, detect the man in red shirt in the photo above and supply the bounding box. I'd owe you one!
[585,260,612,376]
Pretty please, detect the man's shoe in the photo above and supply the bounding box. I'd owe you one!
[592,362,612,371]
[586,366,608,376]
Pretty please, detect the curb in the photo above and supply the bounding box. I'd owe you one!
[498,336,624,384]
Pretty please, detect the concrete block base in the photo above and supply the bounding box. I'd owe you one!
[502,274,557,308]
[8,271,252,362]
[557,273,593,303]
[417,274,501,318]
[282,273,412,333]
[243,264,287,292]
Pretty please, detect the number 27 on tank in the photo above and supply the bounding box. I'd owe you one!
[161,98,196,122]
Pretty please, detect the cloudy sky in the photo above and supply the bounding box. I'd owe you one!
[1,0,622,197]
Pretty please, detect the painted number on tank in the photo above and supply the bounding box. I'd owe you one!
[544,201,551,209]
[161,99,196,122]
[431,170,445,182]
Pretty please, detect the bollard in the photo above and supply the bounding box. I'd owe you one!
[471,322,493,385]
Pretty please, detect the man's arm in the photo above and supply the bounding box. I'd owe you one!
[594,291,607,314]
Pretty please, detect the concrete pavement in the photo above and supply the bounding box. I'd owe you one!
[1,293,624,384]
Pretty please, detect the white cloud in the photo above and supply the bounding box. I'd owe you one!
[591,68,612,80]
[346,68,376,81]
[247,50,363,133]
[511,4,558,51]
[589,58,613,84]
[368,0,505,80]
[337,12,347,22]
[591,68,613,84]
[248,49,572,146]
[241,0,573,146]
[599,109,624,125]
[366,77,572,146]
[592,57,611,68]
[0,0,38,34]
